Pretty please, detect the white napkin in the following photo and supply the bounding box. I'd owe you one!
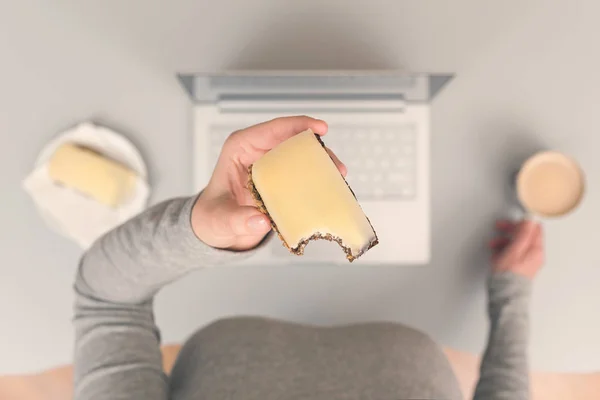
[23,123,150,248]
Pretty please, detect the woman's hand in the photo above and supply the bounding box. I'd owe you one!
[489,219,544,279]
[191,116,347,251]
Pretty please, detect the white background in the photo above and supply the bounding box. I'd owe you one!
[1,0,599,373]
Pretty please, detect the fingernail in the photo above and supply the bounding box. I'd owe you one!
[247,215,269,232]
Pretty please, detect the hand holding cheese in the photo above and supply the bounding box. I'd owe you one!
[191,116,347,251]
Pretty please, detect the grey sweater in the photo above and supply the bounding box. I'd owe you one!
[73,197,531,400]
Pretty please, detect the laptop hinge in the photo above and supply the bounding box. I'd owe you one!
[217,94,405,113]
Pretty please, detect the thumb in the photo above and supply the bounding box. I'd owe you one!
[217,201,271,236]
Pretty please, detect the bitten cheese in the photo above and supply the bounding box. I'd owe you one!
[249,129,378,261]
[48,143,136,208]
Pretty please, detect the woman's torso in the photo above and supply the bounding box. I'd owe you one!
[168,317,463,400]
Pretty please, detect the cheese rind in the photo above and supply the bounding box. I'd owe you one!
[48,143,136,208]
[249,129,377,261]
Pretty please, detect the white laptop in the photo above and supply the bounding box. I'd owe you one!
[179,72,452,265]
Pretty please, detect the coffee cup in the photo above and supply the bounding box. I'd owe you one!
[515,151,585,219]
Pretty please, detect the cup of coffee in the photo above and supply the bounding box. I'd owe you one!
[515,151,585,218]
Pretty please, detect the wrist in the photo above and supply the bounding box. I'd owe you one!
[493,265,538,280]
[190,191,214,246]
[489,271,532,300]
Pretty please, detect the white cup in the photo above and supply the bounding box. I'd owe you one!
[515,151,585,219]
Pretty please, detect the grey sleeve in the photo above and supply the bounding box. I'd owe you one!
[473,272,532,400]
[73,196,257,400]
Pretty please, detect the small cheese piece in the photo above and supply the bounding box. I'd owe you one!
[48,143,136,208]
[249,129,378,261]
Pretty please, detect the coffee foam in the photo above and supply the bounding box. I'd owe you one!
[517,151,585,218]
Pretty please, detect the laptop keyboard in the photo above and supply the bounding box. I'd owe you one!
[209,124,417,201]
[325,125,417,200]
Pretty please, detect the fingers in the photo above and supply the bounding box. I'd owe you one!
[491,218,544,278]
[489,236,510,250]
[511,220,539,256]
[495,219,517,233]
[326,147,347,177]
[489,237,510,263]
[236,116,328,151]
[491,219,541,258]
[490,220,516,257]
[532,223,544,250]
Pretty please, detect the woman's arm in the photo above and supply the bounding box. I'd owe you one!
[72,116,334,400]
[473,272,531,400]
[473,220,543,400]
[73,196,252,400]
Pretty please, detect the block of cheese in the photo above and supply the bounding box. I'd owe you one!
[248,129,378,262]
[48,143,137,208]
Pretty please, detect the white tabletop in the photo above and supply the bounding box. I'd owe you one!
[1,0,599,374]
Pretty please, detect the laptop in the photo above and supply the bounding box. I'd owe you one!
[178,72,452,264]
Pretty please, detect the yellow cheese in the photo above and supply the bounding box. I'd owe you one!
[48,143,136,208]
[250,129,377,261]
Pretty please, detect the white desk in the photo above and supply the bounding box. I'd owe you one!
[1,0,598,374]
